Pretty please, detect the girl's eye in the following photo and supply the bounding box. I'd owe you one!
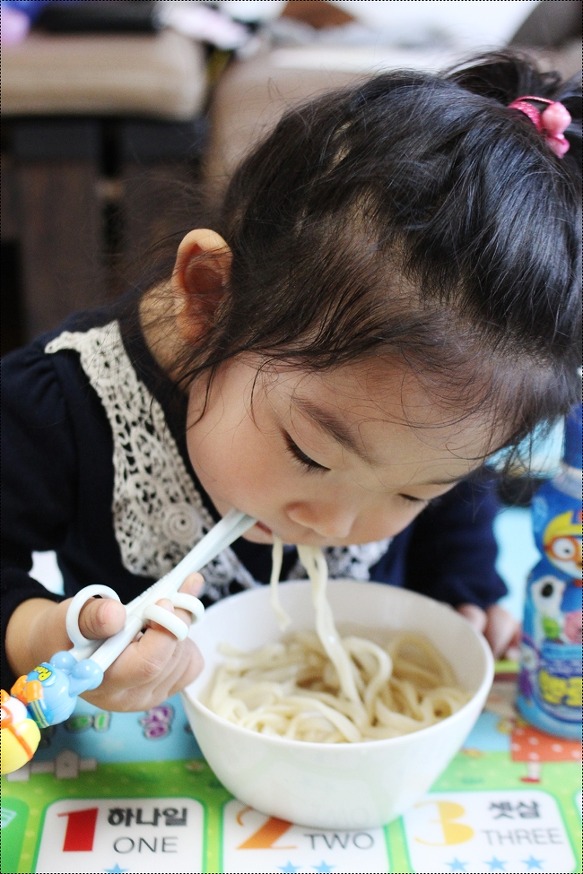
[284,434,329,472]
[398,493,440,507]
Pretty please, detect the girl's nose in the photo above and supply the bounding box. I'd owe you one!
[286,502,355,540]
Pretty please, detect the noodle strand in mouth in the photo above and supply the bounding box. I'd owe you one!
[206,541,468,743]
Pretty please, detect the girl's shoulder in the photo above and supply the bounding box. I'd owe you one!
[1,301,129,420]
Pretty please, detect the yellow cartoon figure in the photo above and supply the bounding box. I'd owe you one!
[0,688,41,774]
[543,510,582,578]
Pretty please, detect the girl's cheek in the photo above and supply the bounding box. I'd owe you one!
[358,503,426,542]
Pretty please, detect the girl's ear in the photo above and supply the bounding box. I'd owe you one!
[172,229,232,343]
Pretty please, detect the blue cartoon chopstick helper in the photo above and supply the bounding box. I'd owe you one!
[11,651,103,729]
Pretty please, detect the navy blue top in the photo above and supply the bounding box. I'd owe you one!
[1,296,507,688]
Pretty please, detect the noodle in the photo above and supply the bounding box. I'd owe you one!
[206,541,468,742]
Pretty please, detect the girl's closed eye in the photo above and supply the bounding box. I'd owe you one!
[284,433,330,473]
[398,493,441,507]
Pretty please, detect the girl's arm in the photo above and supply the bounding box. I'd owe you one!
[1,342,77,689]
[404,471,508,607]
[1,339,204,709]
[373,472,518,656]
[409,472,521,656]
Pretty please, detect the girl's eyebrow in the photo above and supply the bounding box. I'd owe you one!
[292,396,468,487]
[292,396,372,462]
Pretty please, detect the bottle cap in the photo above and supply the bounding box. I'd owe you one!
[563,403,582,469]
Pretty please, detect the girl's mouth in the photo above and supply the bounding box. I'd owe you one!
[254,521,273,536]
[241,520,278,546]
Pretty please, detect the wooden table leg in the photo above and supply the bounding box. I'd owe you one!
[12,119,105,339]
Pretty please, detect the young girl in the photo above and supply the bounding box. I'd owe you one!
[1,51,581,716]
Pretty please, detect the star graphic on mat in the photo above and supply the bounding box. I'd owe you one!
[523,856,545,870]
[313,861,335,873]
[278,862,300,873]
[484,857,507,870]
[104,865,128,873]
[447,859,468,872]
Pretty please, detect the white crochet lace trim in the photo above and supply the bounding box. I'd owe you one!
[45,323,257,594]
[289,540,391,583]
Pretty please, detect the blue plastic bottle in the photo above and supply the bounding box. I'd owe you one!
[516,403,582,738]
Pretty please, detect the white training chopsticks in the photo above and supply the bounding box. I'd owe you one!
[65,509,256,672]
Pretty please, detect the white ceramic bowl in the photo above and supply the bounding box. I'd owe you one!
[183,580,494,829]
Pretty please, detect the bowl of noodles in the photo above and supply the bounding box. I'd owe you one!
[183,553,494,830]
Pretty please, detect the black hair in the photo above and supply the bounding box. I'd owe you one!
[169,50,581,463]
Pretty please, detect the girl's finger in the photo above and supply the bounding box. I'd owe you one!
[179,572,205,596]
[123,608,203,689]
[168,572,206,629]
[456,603,487,633]
[484,605,520,659]
[78,597,127,641]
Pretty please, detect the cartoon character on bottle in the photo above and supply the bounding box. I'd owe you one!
[519,507,582,734]
[527,510,583,646]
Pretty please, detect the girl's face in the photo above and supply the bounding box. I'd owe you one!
[185,356,495,547]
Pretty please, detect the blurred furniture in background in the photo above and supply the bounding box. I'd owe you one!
[203,0,582,209]
[1,27,209,344]
[1,0,580,350]
[509,0,582,69]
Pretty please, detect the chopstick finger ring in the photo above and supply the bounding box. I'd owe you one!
[171,593,205,623]
[66,584,122,648]
[142,604,190,640]
[143,594,204,640]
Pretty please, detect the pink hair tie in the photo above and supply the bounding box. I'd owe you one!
[508,96,572,158]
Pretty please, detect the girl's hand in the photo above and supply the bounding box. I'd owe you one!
[456,602,520,660]
[7,574,205,713]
